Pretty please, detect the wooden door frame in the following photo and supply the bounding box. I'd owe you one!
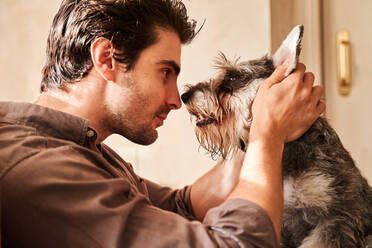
[270,0,323,86]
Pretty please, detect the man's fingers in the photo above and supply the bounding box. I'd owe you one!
[264,63,309,89]
[290,63,306,86]
[311,85,324,104]
[293,63,306,74]
[316,100,326,116]
[288,63,306,87]
[303,72,315,89]
[264,64,288,88]
[310,85,325,118]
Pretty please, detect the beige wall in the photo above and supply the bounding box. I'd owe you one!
[0,0,271,187]
[0,0,60,101]
[270,0,323,85]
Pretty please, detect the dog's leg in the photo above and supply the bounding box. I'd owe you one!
[298,224,326,248]
[365,235,372,248]
[301,218,365,248]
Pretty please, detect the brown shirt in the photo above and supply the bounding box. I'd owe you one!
[0,102,278,248]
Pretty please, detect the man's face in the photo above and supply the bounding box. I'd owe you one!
[103,27,182,145]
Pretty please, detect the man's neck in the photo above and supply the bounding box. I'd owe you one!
[34,85,111,144]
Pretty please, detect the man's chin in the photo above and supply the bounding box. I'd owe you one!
[128,130,158,146]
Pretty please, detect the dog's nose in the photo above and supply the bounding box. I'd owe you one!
[181,91,193,104]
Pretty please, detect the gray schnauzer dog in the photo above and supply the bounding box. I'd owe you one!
[181,25,372,248]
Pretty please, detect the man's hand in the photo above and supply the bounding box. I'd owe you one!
[250,63,325,144]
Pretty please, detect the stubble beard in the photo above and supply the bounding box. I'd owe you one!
[102,71,171,145]
[103,97,159,145]
[110,104,171,145]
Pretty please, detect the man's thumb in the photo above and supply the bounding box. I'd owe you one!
[265,63,288,87]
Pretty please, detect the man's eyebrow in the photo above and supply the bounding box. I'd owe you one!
[157,60,181,75]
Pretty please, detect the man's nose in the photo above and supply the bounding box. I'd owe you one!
[167,84,182,110]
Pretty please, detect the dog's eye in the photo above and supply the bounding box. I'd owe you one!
[223,71,240,82]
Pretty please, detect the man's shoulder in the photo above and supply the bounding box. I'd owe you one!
[0,139,120,207]
[1,122,71,159]
[0,124,110,182]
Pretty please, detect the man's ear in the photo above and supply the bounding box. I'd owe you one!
[272,25,304,77]
[90,37,116,81]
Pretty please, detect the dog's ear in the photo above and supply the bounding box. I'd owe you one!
[272,25,304,77]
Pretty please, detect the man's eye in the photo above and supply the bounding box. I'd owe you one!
[163,68,171,78]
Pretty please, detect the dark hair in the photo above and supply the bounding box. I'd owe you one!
[41,0,197,92]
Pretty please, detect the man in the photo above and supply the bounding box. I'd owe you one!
[0,0,324,247]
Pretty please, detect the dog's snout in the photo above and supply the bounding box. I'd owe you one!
[181,91,193,104]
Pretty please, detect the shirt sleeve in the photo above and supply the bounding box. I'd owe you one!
[1,146,279,248]
[143,178,196,220]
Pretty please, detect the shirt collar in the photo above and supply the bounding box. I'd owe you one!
[0,101,97,146]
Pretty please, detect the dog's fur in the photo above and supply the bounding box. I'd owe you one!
[182,25,372,248]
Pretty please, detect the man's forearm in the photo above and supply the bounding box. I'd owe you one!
[229,138,284,242]
[190,150,245,221]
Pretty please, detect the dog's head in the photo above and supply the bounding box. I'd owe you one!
[182,25,304,158]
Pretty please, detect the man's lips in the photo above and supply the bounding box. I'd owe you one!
[155,115,167,127]
[155,106,170,127]
[157,115,167,121]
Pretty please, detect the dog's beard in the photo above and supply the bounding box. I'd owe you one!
[194,112,246,159]
[187,86,255,159]
[195,123,225,159]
